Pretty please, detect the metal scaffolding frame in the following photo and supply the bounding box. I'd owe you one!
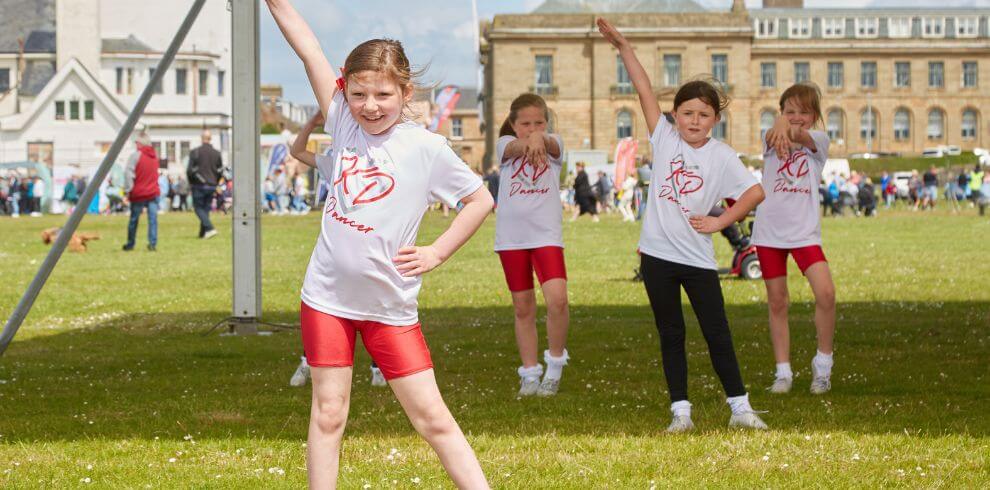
[1,0,263,355]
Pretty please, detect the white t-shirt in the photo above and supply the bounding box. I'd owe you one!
[639,115,758,270]
[493,134,565,251]
[753,130,830,249]
[301,91,483,325]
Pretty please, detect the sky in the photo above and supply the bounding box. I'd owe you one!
[261,0,989,104]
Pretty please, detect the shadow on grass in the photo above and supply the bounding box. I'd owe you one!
[1,301,988,443]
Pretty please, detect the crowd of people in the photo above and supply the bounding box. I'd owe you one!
[0,172,46,217]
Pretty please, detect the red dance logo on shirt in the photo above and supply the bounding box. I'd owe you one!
[773,150,812,195]
[508,158,551,197]
[658,155,704,214]
[332,152,396,211]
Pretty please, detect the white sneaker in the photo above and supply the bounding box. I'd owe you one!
[810,363,832,395]
[729,412,768,430]
[666,414,694,433]
[536,377,560,397]
[203,229,219,240]
[769,377,792,394]
[370,366,387,387]
[289,358,310,387]
[518,377,540,397]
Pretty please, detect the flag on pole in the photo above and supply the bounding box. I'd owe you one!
[614,137,638,185]
[429,85,461,132]
[267,143,288,177]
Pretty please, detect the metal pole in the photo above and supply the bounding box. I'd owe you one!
[0,0,208,357]
[229,0,261,334]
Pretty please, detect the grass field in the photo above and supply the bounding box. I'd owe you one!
[1,208,988,488]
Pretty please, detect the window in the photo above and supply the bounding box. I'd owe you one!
[55,101,65,120]
[861,108,877,141]
[922,17,944,38]
[451,117,463,138]
[963,61,978,88]
[956,17,978,38]
[198,69,209,95]
[794,62,810,84]
[534,55,553,94]
[713,113,727,141]
[894,109,911,140]
[888,17,912,38]
[827,110,844,140]
[761,63,777,88]
[127,68,134,94]
[166,141,176,163]
[151,141,162,159]
[895,62,911,87]
[69,100,79,120]
[115,67,123,94]
[828,62,844,88]
[663,54,681,87]
[217,70,225,96]
[962,109,978,139]
[823,18,846,38]
[84,100,94,120]
[760,110,776,141]
[861,62,877,88]
[0,68,9,92]
[617,110,633,139]
[755,18,778,38]
[789,18,811,38]
[616,55,632,93]
[711,54,728,84]
[149,68,163,94]
[929,61,944,88]
[927,109,944,139]
[855,18,879,38]
[180,141,191,164]
[176,68,187,95]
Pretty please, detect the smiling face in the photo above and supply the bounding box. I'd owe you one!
[672,98,719,149]
[344,70,411,135]
[510,106,548,140]
[782,98,817,131]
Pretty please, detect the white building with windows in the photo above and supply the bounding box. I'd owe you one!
[0,0,231,181]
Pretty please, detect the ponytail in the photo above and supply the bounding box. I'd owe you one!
[499,116,515,137]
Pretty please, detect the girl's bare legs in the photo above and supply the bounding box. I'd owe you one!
[540,278,569,358]
[804,262,836,355]
[389,370,489,489]
[307,366,353,489]
[765,277,791,364]
[510,289,539,367]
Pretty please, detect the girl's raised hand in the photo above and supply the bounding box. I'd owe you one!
[306,111,325,129]
[767,116,792,160]
[597,18,629,49]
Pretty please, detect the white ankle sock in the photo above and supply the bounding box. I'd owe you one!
[670,400,692,417]
[543,349,569,381]
[813,351,834,375]
[775,362,793,379]
[518,364,544,381]
[727,393,753,415]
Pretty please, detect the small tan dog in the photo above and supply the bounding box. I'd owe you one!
[41,227,100,253]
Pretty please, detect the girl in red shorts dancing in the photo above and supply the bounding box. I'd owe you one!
[754,83,837,395]
[494,94,571,396]
[267,1,493,487]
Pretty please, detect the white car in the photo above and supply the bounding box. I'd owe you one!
[892,171,913,198]
[922,148,944,158]
[946,145,962,156]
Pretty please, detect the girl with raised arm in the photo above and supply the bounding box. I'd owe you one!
[597,18,768,433]
[266,1,492,487]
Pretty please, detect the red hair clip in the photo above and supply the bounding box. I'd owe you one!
[335,66,347,91]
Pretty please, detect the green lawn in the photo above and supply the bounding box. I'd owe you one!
[1,208,988,488]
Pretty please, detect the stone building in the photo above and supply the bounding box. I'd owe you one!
[481,0,990,166]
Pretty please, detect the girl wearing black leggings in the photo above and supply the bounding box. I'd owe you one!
[599,19,768,432]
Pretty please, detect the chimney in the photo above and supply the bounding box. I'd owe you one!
[763,0,804,7]
[56,0,101,74]
[731,0,746,13]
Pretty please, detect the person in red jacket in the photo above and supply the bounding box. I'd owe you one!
[123,132,161,251]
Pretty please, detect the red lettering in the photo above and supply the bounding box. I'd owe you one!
[324,197,374,234]
[773,180,811,195]
[510,181,550,197]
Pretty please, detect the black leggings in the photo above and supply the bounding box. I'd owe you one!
[640,253,746,402]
